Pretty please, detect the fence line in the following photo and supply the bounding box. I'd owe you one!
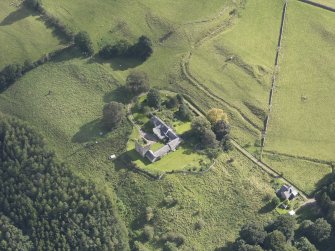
[298,0,335,12]
[261,1,288,156]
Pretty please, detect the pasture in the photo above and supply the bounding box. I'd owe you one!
[4,0,332,249]
[265,1,335,162]
[0,0,61,68]
[262,153,332,195]
[188,0,285,133]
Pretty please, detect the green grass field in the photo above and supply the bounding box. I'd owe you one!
[4,0,330,249]
[265,1,335,162]
[0,0,61,68]
[188,0,285,131]
[313,0,335,8]
[263,153,332,195]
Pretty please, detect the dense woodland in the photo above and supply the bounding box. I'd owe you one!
[231,175,335,251]
[0,115,129,250]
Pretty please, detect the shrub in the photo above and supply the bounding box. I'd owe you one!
[166,96,178,109]
[126,71,150,96]
[207,108,229,124]
[147,89,161,108]
[163,196,178,207]
[263,230,287,250]
[305,218,332,244]
[178,103,193,121]
[129,36,153,60]
[143,225,154,241]
[145,207,154,222]
[99,40,131,59]
[294,237,317,251]
[195,219,206,230]
[240,222,267,245]
[160,232,185,246]
[102,101,126,130]
[74,31,94,56]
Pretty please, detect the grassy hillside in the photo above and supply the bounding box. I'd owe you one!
[0,50,276,250]
[313,0,335,8]
[0,0,61,68]
[185,0,285,147]
[262,153,332,195]
[265,1,335,162]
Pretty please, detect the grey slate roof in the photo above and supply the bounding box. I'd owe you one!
[277,185,299,200]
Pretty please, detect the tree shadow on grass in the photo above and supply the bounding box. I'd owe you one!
[104,86,133,104]
[72,119,107,143]
[312,172,335,196]
[258,202,275,214]
[0,5,34,26]
[88,55,143,71]
[51,46,82,63]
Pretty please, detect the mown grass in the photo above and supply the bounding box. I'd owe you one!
[265,1,335,162]
[0,0,61,68]
[262,153,332,195]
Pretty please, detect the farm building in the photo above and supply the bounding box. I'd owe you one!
[277,185,299,200]
[135,116,181,162]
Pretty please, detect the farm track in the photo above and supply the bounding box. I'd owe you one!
[180,11,264,132]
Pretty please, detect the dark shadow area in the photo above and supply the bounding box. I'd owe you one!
[103,86,133,104]
[0,5,34,26]
[35,16,72,45]
[88,55,143,71]
[296,202,323,222]
[72,119,107,143]
[313,173,335,197]
[51,46,81,63]
[258,202,275,214]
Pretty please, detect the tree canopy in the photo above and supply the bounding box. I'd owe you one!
[126,71,150,96]
[102,101,126,130]
[0,115,129,250]
[206,108,229,125]
[74,31,94,56]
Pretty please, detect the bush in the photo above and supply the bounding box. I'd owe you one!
[143,225,154,241]
[145,207,154,222]
[178,103,193,121]
[147,89,161,108]
[294,237,317,251]
[74,31,94,56]
[129,36,153,60]
[99,36,153,61]
[102,101,126,130]
[207,108,229,125]
[126,71,150,96]
[163,196,178,207]
[166,96,179,109]
[160,232,185,246]
[263,230,287,250]
[240,222,267,245]
[0,64,24,91]
[195,219,206,230]
[213,120,230,141]
[305,218,332,244]
[99,40,131,59]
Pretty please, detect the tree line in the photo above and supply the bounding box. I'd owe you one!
[0,115,129,250]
